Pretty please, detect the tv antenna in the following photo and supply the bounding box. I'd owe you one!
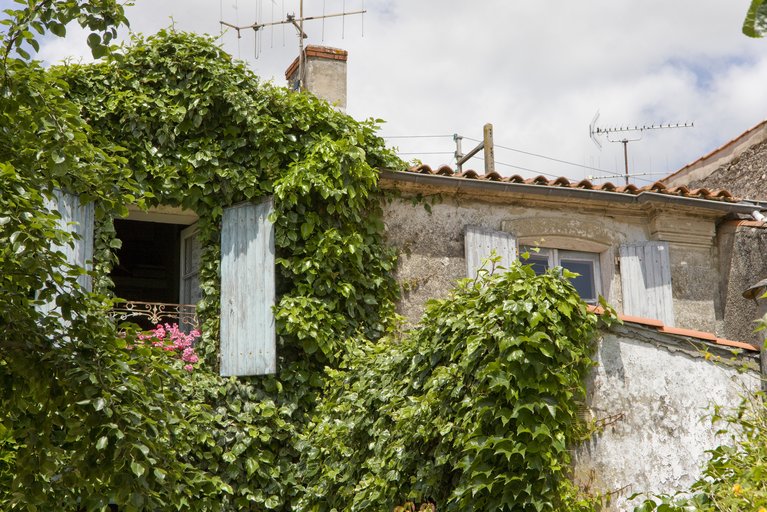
[220,0,366,90]
[589,111,693,185]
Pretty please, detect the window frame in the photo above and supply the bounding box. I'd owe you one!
[521,246,602,304]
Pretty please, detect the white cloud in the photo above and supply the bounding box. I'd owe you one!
[32,0,767,183]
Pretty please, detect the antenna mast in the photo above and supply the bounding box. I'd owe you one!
[220,0,366,90]
[589,111,693,185]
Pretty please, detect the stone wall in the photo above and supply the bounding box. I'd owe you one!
[719,222,767,344]
[383,195,723,333]
[686,138,767,200]
[573,325,759,511]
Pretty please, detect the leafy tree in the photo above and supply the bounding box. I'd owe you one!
[0,2,230,510]
[744,0,767,37]
[298,263,606,511]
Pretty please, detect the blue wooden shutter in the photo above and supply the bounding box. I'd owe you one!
[464,226,517,279]
[619,241,674,325]
[54,189,95,291]
[220,198,276,376]
[39,190,94,317]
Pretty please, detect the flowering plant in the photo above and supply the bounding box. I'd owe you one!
[131,323,201,372]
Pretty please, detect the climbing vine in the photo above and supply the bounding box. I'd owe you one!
[2,20,608,510]
[298,262,604,511]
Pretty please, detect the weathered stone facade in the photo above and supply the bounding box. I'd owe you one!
[664,119,767,344]
[380,171,745,335]
[574,325,758,511]
[380,168,761,508]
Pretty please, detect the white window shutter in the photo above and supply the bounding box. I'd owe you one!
[619,241,674,326]
[55,189,95,291]
[220,198,276,376]
[464,226,517,279]
[39,190,94,317]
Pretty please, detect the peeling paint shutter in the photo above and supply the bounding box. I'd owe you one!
[465,226,517,279]
[39,190,94,317]
[55,189,95,292]
[619,241,674,326]
[220,198,276,376]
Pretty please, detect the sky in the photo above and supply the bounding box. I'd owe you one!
[34,0,767,185]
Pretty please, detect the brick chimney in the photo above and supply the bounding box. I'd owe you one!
[285,45,348,111]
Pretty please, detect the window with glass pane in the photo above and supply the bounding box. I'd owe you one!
[523,249,551,276]
[520,247,601,304]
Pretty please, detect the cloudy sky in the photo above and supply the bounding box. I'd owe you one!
[36,0,767,184]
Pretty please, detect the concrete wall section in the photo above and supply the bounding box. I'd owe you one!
[573,326,759,511]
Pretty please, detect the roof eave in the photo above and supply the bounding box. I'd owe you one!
[379,169,756,214]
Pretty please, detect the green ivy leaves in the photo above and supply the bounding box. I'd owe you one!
[299,263,600,511]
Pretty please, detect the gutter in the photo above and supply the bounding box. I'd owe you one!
[379,169,758,215]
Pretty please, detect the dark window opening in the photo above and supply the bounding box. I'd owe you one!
[111,219,182,304]
[111,219,183,330]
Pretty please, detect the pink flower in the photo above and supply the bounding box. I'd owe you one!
[125,323,201,371]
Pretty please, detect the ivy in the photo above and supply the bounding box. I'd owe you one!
[2,11,608,510]
[298,263,602,511]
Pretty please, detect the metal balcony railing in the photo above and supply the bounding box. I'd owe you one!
[111,301,199,330]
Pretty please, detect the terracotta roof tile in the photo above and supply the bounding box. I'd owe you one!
[715,338,758,351]
[585,305,758,352]
[397,165,740,202]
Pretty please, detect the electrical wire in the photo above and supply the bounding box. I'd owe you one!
[396,151,454,156]
[383,134,454,139]
[463,136,615,174]
[383,134,648,180]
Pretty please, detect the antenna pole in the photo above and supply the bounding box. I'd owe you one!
[589,119,694,185]
[220,3,366,82]
[299,0,305,89]
[454,134,464,173]
[622,139,629,185]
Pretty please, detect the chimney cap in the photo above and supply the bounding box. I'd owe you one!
[285,45,348,80]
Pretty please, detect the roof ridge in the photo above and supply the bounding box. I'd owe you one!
[398,165,740,202]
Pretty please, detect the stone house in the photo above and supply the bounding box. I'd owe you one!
[289,46,765,509]
[379,165,761,337]
[44,44,766,510]
[664,119,767,343]
[377,165,762,510]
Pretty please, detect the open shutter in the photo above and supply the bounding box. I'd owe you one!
[39,190,94,317]
[220,198,276,376]
[54,189,95,291]
[465,226,517,279]
[180,223,202,306]
[619,241,674,325]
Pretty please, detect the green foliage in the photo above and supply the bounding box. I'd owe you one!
[744,0,767,37]
[298,263,601,511]
[2,18,402,509]
[1,0,129,62]
[2,5,605,510]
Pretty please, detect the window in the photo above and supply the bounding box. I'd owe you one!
[110,218,201,331]
[522,247,602,304]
